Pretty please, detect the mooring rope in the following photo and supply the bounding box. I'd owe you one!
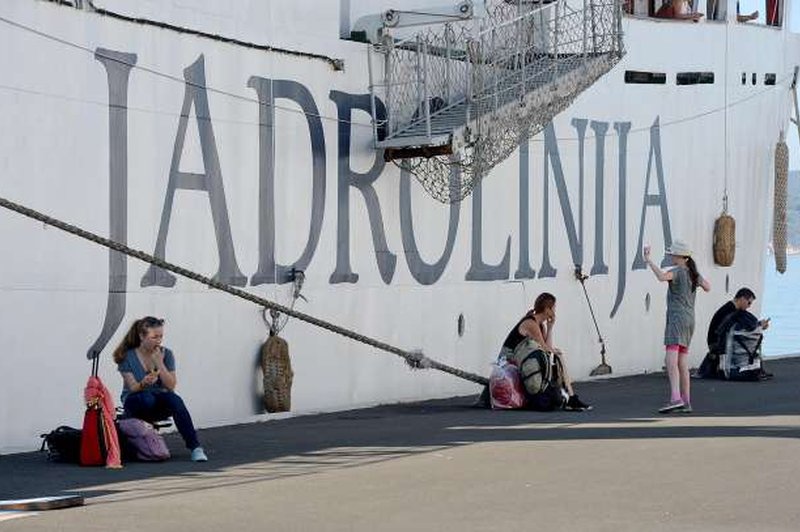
[0,194,488,386]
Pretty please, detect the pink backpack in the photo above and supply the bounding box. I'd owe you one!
[117,418,170,461]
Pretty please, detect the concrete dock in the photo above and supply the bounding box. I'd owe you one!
[2,357,800,531]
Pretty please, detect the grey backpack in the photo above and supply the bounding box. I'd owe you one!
[511,340,564,410]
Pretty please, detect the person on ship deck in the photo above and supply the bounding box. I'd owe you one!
[654,0,704,20]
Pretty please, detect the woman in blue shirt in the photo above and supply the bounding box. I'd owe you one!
[113,316,207,462]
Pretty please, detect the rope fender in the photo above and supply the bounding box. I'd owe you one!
[774,134,789,273]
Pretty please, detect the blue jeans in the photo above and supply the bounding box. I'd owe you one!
[124,390,200,450]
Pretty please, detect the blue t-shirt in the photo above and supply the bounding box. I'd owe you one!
[117,347,176,403]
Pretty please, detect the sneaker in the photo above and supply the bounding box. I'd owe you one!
[565,394,593,411]
[658,400,685,414]
[678,404,693,414]
[191,447,208,462]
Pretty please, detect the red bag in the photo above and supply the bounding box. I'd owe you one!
[489,361,526,409]
[80,402,108,466]
[80,356,114,467]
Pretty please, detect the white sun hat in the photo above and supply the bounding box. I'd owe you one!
[665,239,692,257]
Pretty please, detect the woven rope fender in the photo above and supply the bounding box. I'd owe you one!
[774,136,789,273]
[261,335,293,413]
[713,212,736,267]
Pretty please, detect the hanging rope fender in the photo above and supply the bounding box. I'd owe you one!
[0,194,488,386]
[712,209,736,268]
[774,133,789,274]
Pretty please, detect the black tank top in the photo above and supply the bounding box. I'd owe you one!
[502,311,537,349]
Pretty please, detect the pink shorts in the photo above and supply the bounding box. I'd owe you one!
[665,344,689,355]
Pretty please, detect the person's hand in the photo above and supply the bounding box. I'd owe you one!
[141,372,158,386]
[151,348,165,369]
[547,314,556,326]
[760,318,771,330]
[643,245,651,262]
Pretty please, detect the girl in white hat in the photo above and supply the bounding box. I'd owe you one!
[644,240,711,413]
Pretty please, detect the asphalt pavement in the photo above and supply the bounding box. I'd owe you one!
[2,357,799,531]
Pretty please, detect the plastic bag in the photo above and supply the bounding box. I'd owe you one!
[489,361,526,409]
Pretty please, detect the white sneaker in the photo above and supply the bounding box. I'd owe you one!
[658,400,685,414]
[191,447,208,462]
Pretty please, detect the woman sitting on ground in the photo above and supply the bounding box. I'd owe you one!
[501,292,592,411]
[113,316,208,462]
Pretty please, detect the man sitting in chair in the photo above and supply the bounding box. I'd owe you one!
[697,287,771,379]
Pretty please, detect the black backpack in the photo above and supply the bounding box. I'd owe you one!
[40,426,83,463]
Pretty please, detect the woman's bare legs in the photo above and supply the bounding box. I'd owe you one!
[665,348,682,403]
[678,352,691,406]
[553,350,575,396]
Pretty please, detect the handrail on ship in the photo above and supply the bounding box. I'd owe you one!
[378,0,620,143]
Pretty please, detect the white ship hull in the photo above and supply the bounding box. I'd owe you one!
[0,0,796,452]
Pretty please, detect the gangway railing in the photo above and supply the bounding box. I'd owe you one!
[366,0,625,203]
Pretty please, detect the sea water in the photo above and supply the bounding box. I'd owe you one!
[762,254,800,357]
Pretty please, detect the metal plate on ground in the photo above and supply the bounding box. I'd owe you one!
[0,495,84,511]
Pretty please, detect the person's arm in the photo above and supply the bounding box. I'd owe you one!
[744,310,771,330]
[154,347,177,391]
[644,246,674,282]
[707,305,728,347]
[699,275,711,292]
[520,318,555,352]
[665,0,703,19]
[674,11,704,19]
[737,10,758,21]
[544,319,553,347]
[121,371,157,393]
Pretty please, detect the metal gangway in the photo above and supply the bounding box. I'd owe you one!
[360,0,625,203]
